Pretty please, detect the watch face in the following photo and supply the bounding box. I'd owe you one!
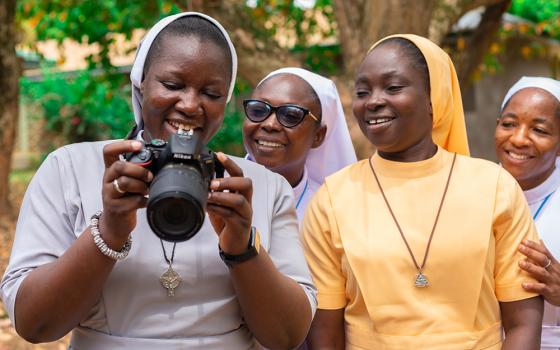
[253,227,261,254]
[219,227,260,267]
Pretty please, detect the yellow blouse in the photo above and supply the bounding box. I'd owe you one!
[302,147,539,350]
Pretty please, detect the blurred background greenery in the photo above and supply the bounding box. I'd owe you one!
[13,0,560,158]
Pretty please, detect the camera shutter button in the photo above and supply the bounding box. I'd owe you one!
[138,149,151,161]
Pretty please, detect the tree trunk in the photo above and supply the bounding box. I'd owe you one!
[0,0,19,219]
[333,0,437,76]
[183,0,512,159]
[429,0,507,45]
[191,0,301,86]
[453,0,512,89]
[332,0,437,159]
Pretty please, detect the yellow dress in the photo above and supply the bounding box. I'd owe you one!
[302,147,539,350]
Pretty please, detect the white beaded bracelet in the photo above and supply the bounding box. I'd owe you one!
[90,210,132,260]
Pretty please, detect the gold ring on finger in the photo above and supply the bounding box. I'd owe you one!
[113,178,126,194]
[544,258,552,270]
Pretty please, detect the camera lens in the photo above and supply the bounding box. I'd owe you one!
[147,163,207,242]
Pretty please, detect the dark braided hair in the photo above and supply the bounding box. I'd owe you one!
[143,15,232,81]
[374,37,430,95]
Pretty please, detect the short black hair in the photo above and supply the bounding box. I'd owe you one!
[375,37,430,95]
[143,15,232,80]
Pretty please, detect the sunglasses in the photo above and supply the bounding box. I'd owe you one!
[243,99,319,128]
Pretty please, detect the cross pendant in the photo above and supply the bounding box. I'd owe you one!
[160,265,182,297]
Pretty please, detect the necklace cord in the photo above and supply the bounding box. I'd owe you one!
[533,191,554,220]
[368,153,457,272]
[295,179,309,210]
[160,240,177,265]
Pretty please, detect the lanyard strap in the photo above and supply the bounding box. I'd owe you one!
[295,179,309,210]
[533,191,555,220]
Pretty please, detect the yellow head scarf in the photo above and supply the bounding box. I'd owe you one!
[368,34,470,156]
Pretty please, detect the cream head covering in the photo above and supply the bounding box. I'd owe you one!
[130,12,238,128]
[252,67,357,185]
[501,76,560,110]
[368,34,470,156]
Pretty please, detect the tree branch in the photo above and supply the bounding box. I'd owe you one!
[430,0,512,45]
[461,0,509,13]
[453,0,512,88]
[190,0,302,86]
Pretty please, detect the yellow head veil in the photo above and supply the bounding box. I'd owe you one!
[368,34,470,156]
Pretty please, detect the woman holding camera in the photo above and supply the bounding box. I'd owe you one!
[243,67,356,223]
[1,12,315,349]
[302,34,543,349]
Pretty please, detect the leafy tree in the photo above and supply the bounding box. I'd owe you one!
[509,0,560,25]
[20,69,134,145]
[1,0,526,213]
[17,0,181,69]
[470,0,560,78]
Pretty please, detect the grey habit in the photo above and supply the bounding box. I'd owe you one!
[1,140,317,349]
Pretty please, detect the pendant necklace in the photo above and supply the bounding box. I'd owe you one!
[368,152,457,288]
[159,240,182,296]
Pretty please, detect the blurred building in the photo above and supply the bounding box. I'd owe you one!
[453,7,560,160]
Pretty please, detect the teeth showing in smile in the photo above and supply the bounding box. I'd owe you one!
[507,151,531,160]
[169,120,195,131]
[257,140,284,148]
[368,118,394,125]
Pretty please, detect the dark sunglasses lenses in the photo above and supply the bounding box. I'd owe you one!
[277,106,306,127]
[244,100,272,122]
[244,100,306,128]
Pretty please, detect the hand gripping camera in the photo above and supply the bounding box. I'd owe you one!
[126,130,224,242]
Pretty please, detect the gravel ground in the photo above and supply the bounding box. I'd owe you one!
[0,176,70,349]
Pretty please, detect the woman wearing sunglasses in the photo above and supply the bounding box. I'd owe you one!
[243,67,356,222]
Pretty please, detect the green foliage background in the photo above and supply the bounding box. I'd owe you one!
[17,0,251,154]
[509,0,560,27]
[16,0,560,155]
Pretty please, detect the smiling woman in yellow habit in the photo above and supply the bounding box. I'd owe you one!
[302,34,543,350]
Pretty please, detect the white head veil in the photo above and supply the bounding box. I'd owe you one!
[501,76,560,110]
[130,12,238,128]
[501,76,560,168]
[254,67,357,185]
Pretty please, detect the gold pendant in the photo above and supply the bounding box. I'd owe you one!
[415,272,428,288]
[160,264,182,296]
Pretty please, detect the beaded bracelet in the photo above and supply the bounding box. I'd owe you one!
[90,210,132,260]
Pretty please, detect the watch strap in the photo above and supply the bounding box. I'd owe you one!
[219,226,260,267]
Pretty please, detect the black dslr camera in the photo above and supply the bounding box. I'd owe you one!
[126,130,224,242]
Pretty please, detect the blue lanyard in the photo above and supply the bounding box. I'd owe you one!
[533,191,554,220]
[295,180,309,210]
